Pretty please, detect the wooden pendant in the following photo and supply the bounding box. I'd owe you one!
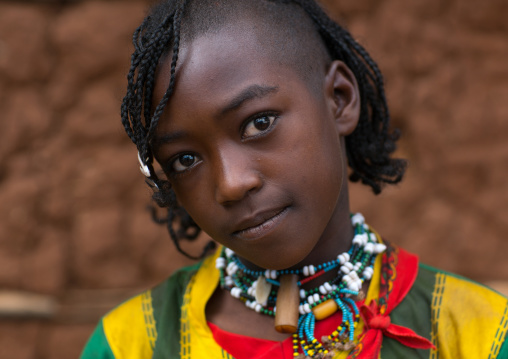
[274,274,299,333]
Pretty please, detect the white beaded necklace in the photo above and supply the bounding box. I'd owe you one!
[216,213,386,358]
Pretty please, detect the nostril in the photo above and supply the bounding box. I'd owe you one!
[215,169,263,205]
[213,148,264,205]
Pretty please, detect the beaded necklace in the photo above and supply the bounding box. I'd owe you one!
[216,213,386,358]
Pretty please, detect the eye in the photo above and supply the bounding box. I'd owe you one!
[171,153,200,173]
[242,114,277,139]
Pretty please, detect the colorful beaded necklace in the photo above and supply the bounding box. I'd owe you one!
[216,213,386,358]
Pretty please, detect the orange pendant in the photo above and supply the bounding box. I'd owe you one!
[312,298,338,320]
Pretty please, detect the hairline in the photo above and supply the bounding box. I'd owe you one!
[155,0,333,98]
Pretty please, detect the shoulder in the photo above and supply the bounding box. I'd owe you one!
[413,263,508,312]
[80,262,203,359]
[389,261,508,359]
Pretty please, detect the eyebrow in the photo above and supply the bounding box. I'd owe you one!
[152,85,279,147]
[220,84,279,115]
[151,130,186,148]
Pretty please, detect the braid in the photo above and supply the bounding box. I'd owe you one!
[148,4,184,140]
[149,191,216,260]
[121,0,209,259]
[121,0,406,259]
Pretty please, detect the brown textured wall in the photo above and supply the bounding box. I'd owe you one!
[0,0,506,357]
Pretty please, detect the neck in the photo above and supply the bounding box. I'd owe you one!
[238,180,354,287]
[294,187,353,268]
[215,209,386,356]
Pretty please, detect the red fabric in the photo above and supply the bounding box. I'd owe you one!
[208,306,358,359]
[208,321,290,359]
[350,247,435,359]
[209,246,433,359]
[385,247,419,314]
[356,301,435,359]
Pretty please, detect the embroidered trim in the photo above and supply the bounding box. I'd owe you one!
[180,274,197,359]
[430,273,446,359]
[141,291,158,350]
[489,302,508,359]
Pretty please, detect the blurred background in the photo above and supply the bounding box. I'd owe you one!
[0,0,506,357]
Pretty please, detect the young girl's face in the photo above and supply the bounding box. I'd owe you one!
[152,23,358,270]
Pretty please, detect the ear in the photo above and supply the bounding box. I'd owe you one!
[324,60,360,136]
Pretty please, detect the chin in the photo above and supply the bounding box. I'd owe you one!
[244,244,315,271]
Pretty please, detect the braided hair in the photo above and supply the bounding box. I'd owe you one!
[121,0,407,259]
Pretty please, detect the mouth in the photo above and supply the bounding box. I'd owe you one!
[232,206,289,240]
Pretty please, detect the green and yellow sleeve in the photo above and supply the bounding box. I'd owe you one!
[80,320,116,359]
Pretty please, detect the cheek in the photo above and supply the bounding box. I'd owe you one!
[170,180,210,224]
[298,137,344,220]
[293,117,343,185]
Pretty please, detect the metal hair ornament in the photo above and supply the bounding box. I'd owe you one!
[137,152,159,190]
[137,152,152,177]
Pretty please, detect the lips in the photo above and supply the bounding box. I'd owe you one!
[232,206,289,240]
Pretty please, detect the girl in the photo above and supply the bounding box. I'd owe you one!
[82,0,508,358]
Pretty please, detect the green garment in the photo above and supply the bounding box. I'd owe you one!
[81,246,508,359]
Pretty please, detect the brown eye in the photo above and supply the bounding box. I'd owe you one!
[243,115,277,138]
[254,117,271,131]
[172,154,198,172]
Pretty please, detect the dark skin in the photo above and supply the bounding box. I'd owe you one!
[152,23,362,341]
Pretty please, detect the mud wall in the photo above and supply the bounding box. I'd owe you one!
[0,0,506,357]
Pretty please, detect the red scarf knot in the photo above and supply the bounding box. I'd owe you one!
[366,314,391,330]
[359,300,435,355]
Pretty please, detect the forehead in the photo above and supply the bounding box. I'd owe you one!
[178,25,274,93]
[153,22,312,118]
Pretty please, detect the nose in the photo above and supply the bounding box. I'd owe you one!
[213,148,262,205]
